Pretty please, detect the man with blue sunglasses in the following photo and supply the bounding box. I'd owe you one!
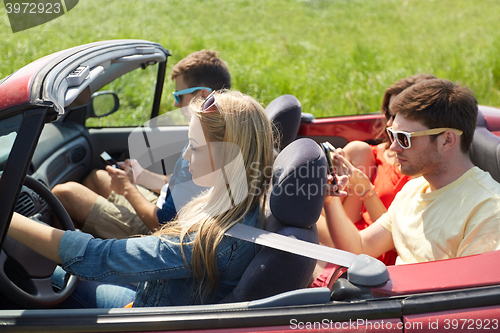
[53,50,231,239]
[171,50,231,109]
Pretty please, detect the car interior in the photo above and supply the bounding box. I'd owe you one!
[1,41,500,332]
[0,42,174,310]
[0,38,335,310]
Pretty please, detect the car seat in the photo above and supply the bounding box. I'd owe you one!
[221,138,326,303]
[469,110,500,182]
[265,95,302,151]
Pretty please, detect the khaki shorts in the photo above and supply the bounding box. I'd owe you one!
[82,186,159,239]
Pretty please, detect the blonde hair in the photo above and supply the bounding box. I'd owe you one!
[155,90,275,301]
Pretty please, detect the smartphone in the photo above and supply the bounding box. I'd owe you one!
[100,151,122,169]
[320,142,339,191]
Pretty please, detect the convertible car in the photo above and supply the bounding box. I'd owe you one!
[0,40,499,332]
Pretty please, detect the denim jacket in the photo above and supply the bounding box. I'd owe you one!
[59,208,261,307]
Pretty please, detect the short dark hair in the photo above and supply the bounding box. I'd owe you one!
[391,79,478,153]
[171,50,231,90]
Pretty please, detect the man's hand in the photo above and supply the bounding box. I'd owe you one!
[325,174,349,203]
[117,159,144,183]
[333,154,373,196]
[107,165,135,195]
[106,165,161,231]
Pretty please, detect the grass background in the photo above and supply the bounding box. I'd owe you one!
[1,0,500,120]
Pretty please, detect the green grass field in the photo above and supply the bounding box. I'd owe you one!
[1,0,500,119]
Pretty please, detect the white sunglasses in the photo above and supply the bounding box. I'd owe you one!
[386,127,463,149]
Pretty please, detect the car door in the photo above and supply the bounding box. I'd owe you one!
[82,62,189,176]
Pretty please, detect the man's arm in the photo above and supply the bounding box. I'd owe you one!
[323,196,394,258]
[107,165,161,231]
[123,186,161,231]
[122,159,169,194]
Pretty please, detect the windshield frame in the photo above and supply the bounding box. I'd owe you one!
[0,107,49,249]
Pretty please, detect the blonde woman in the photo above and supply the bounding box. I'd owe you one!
[7,90,275,307]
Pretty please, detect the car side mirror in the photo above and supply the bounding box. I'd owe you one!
[87,91,119,118]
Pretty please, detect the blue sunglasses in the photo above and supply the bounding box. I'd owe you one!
[173,87,212,104]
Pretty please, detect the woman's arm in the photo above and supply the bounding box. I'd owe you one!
[7,214,192,284]
[7,212,63,263]
[322,150,391,254]
[361,186,388,222]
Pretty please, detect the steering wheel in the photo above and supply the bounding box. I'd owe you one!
[0,176,77,308]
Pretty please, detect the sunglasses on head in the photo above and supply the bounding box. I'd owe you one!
[386,127,463,149]
[173,87,212,104]
[200,90,224,116]
[199,91,225,173]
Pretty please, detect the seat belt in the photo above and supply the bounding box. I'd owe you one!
[225,223,389,287]
[226,223,356,267]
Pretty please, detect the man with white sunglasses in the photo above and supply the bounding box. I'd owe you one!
[324,79,500,265]
[53,50,231,239]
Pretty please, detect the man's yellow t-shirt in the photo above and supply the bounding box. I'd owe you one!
[377,167,500,265]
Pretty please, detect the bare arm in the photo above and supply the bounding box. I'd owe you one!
[362,188,389,222]
[335,152,389,223]
[123,186,161,231]
[323,196,365,254]
[122,159,169,194]
[7,212,63,263]
[107,165,161,231]
[324,142,395,256]
[323,189,394,258]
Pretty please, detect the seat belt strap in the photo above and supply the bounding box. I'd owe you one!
[225,223,356,268]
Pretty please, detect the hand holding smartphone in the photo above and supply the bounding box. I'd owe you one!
[100,151,123,170]
[320,142,339,193]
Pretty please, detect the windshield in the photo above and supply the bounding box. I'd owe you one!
[0,114,23,172]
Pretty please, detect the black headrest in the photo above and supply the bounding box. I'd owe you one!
[265,95,302,150]
[470,129,500,182]
[477,109,487,128]
[270,138,327,228]
[470,110,500,182]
